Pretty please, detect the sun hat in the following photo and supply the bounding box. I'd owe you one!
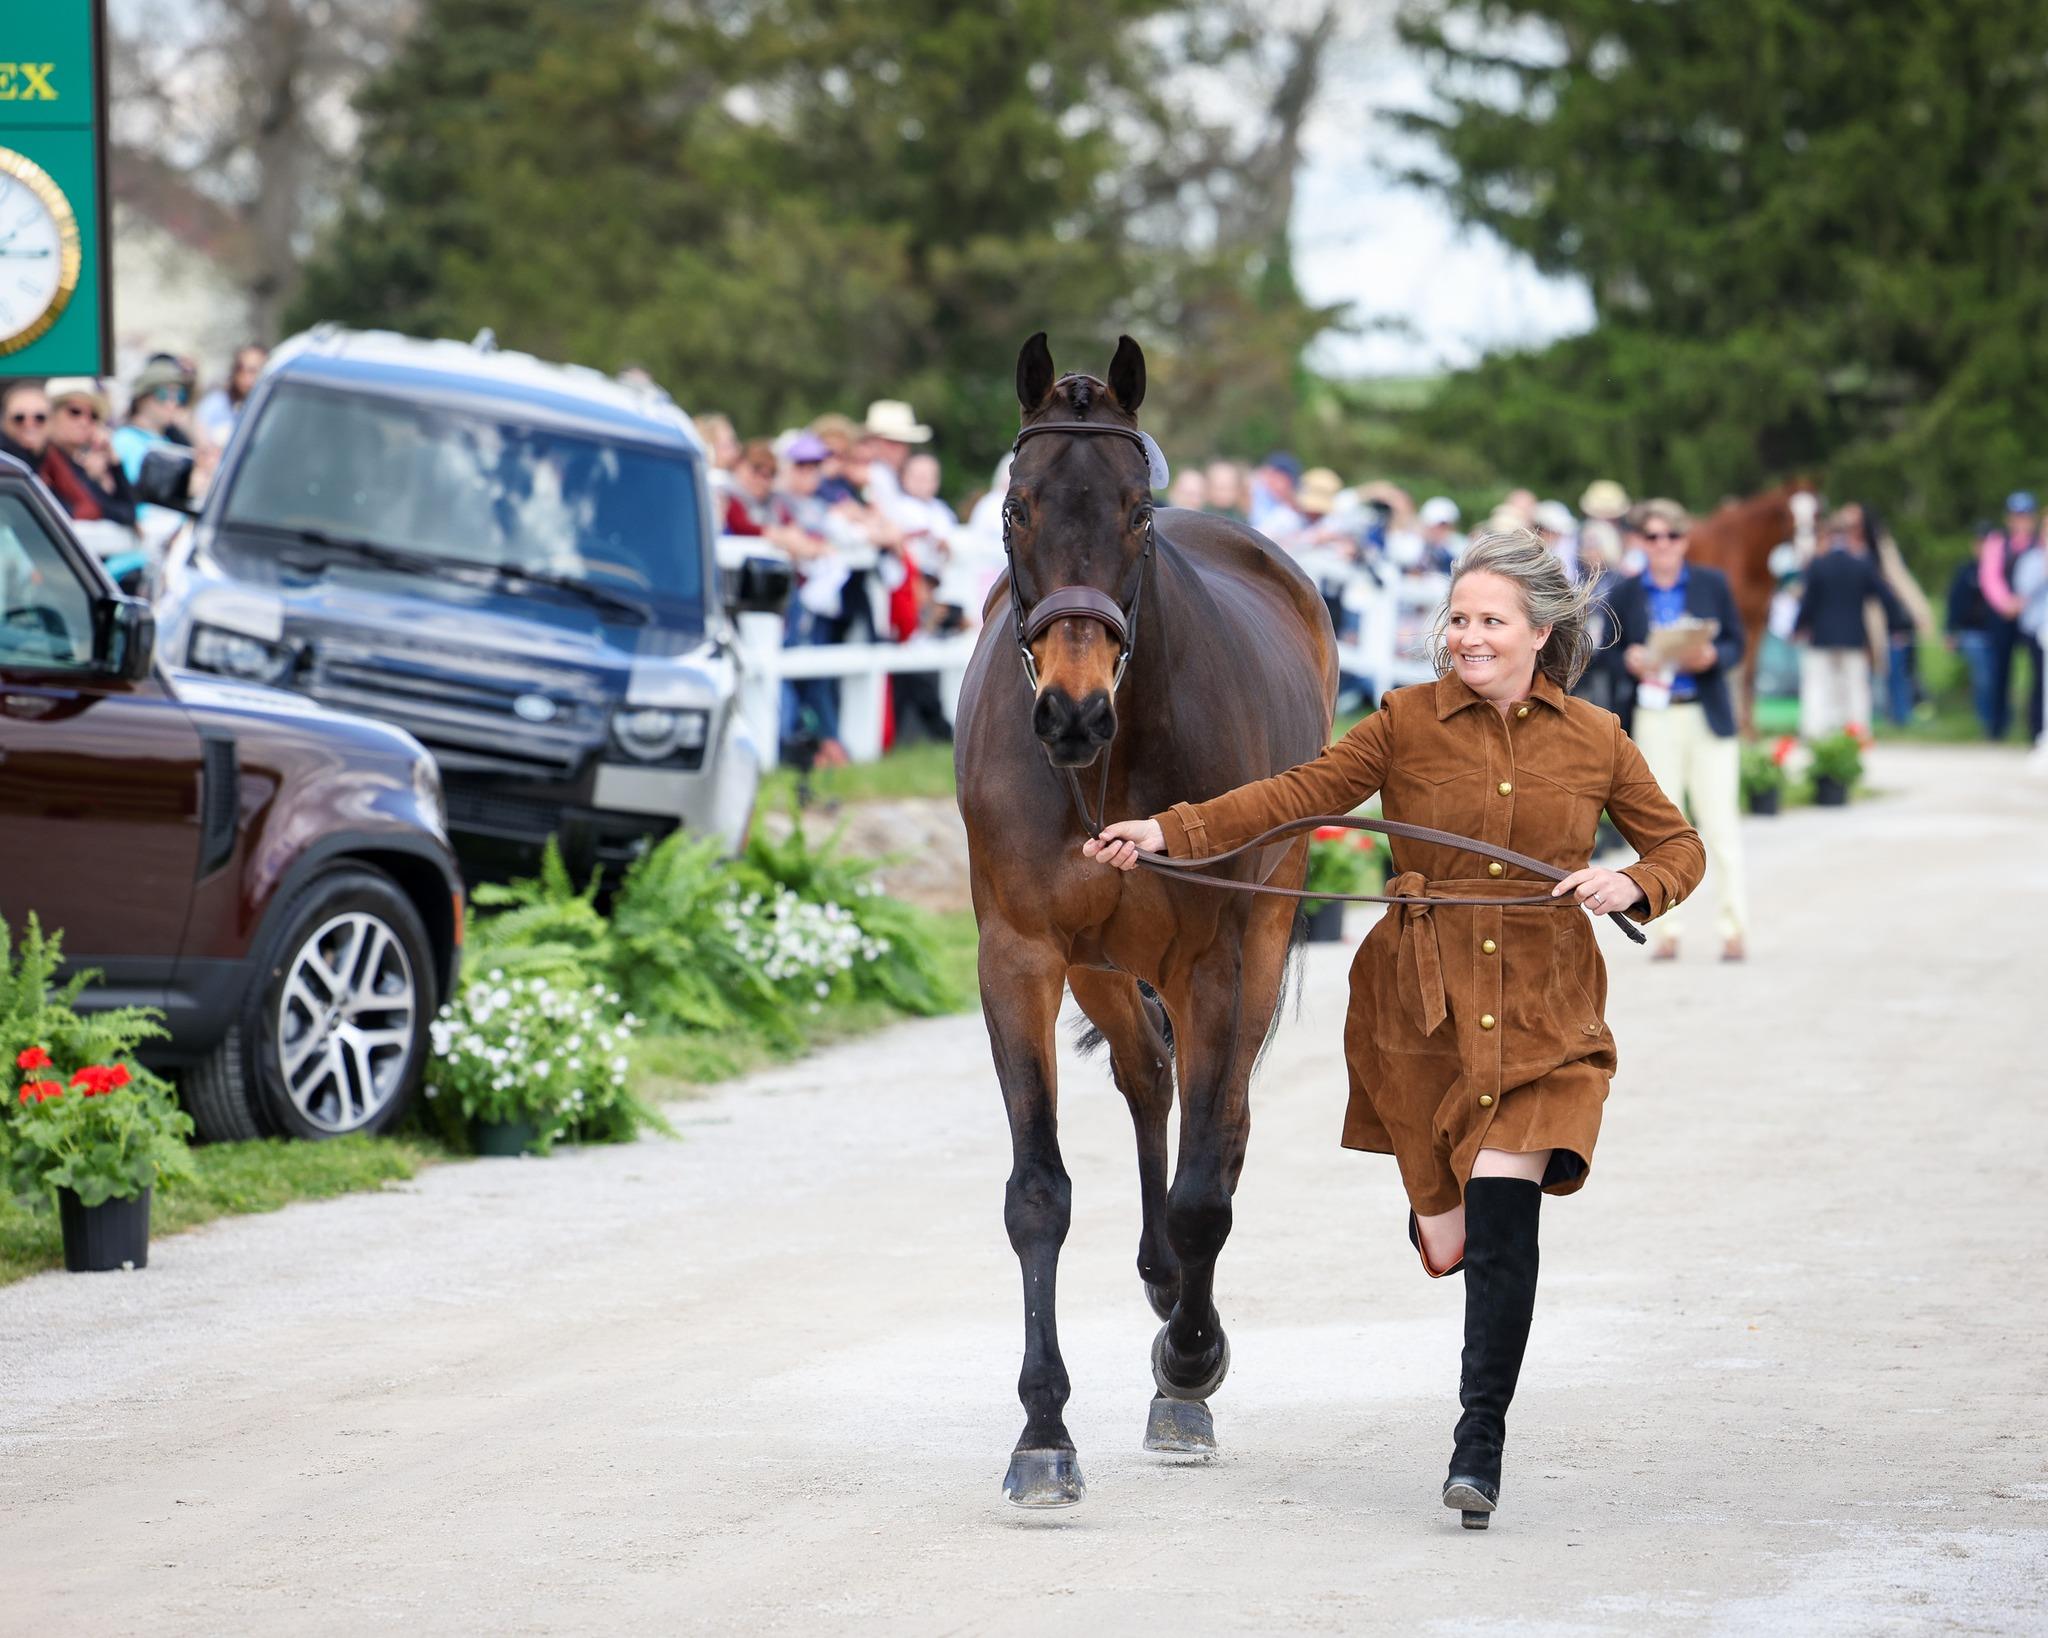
[43,377,110,419]
[862,399,932,444]
[1297,467,1344,513]
[1419,496,1461,527]
[132,357,193,398]
[1533,498,1576,535]
[1579,478,1630,520]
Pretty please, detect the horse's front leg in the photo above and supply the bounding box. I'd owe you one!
[1154,897,1296,1407]
[981,922,1084,1507]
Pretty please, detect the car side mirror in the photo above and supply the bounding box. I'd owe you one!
[723,554,794,616]
[96,596,156,682]
[133,446,200,514]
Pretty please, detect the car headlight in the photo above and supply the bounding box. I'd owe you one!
[608,704,711,763]
[188,623,296,685]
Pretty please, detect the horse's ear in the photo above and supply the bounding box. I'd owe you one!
[1107,334,1146,413]
[1016,332,1056,412]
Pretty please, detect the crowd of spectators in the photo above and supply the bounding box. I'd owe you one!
[0,344,267,582]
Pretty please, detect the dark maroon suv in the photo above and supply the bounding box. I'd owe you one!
[0,453,461,1141]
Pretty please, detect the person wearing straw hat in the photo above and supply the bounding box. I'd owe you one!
[38,378,137,528]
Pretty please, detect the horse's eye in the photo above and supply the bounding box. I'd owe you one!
[1005,499,1027,527]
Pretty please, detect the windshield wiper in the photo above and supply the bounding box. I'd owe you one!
[245,522,457,580]
[243,522,653,625]
[474,563,653,626]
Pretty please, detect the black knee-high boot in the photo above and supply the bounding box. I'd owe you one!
[1443,1176,1541,1529]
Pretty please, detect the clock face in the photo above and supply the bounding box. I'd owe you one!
[0,148,82,357]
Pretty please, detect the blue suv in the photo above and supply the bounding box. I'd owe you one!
[154,327,778,882]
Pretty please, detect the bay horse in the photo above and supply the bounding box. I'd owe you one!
[1683,479,1818,736]
[955,333,1335,1506]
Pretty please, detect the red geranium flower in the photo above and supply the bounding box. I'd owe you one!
[19,1079,63,1104]
[1771,734,1799,766]
[1313,825,1350,842]
[16,1046,52,1071]
[69,1064,132,1096]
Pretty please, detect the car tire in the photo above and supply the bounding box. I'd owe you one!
[184,866,437,1143]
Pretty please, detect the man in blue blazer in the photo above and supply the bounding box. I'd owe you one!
[1607,499,1749,962]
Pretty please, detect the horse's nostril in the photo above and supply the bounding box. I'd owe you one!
[1032,692,1070,743]
[1078,692,1116,743]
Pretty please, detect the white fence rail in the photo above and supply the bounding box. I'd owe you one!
[721,536,1449,768]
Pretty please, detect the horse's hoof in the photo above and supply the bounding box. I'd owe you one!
[1003,1447,1086,1508]
[1143,1279,1179,1322]
[1143,1393,1217,1457]
[1151,1324,1231,1402]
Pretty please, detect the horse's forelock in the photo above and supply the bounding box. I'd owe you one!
[1030,372,1131,426]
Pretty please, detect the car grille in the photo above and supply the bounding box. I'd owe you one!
[443,785,564,841]
[309,652,598,775]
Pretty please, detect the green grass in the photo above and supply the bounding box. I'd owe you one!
[0,1133,448,1286]
[758,737,959,808]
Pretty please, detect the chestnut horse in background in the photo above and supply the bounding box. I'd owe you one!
[955,333,1335,1507]
[1683,479,1818,736]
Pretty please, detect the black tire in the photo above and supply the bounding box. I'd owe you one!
[184,866,437,1143]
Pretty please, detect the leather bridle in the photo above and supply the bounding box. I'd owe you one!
[1002,419,1155,695]
[1000,418,1648,945]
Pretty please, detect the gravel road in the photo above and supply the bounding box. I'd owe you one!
[3,744,2042,1637]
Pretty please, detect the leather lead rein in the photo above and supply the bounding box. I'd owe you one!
[1010,417,1648,947]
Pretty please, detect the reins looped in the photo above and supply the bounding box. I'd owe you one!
[1009,416,1649,949]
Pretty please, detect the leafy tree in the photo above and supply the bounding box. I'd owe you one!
[1394,0,2048,552]
[291,0,1346,483]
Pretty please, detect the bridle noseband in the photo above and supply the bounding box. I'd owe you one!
[1003,419,1156,695]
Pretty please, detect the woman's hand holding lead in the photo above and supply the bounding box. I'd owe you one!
[1082,818,1164,871]
[1551,867,1645,915]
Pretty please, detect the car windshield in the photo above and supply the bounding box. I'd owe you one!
[222,382,704,609]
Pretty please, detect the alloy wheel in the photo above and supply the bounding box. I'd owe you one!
[276,911,419,1133]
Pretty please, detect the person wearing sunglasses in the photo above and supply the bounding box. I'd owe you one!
[0,380,51,468]
[113,359,203,541]
[37,378,138,529]
[1609,499,1749,962]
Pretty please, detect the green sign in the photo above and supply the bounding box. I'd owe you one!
[0,2,110,374]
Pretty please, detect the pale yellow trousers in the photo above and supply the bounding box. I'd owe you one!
[1631,701,1747,944]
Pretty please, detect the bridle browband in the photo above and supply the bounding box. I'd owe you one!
[999,414,1647,946]
[1003,419,1155,694]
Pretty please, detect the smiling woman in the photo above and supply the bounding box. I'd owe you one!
[1088,525,1704,1529]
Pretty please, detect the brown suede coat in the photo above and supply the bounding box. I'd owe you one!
[1153,670,1705,1214]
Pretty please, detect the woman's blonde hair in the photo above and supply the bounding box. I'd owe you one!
[1429,527,1606,690]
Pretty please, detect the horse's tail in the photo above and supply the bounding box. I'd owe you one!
[1253,910,1312,1074]
[1069,980,1177,1064]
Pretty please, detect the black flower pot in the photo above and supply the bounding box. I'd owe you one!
[1813,775,1850,807]
[472,1118,540,1157]
[1746,786,1782,816]
[57,1187,151,1272]
[1303,901,1345,943]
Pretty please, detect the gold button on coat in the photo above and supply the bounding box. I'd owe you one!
[1478,1093,1495,1108]
[1516,705,1530,718]
[1498,781,1513,795]
[1481,938,1497,954]
[1488,861,1504,877]
[1479,1014,1496,1030]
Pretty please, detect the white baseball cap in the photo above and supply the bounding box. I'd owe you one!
[1533,499,1576,535]
[1419,496,1461,527]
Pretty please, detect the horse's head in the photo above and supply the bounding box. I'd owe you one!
[1006,331,1155,768]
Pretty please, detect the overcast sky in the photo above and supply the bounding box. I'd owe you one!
[1290,26,1592,376]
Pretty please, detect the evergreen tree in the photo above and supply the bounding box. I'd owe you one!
[291,0,1336,480]
[1396,0,2048,546]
